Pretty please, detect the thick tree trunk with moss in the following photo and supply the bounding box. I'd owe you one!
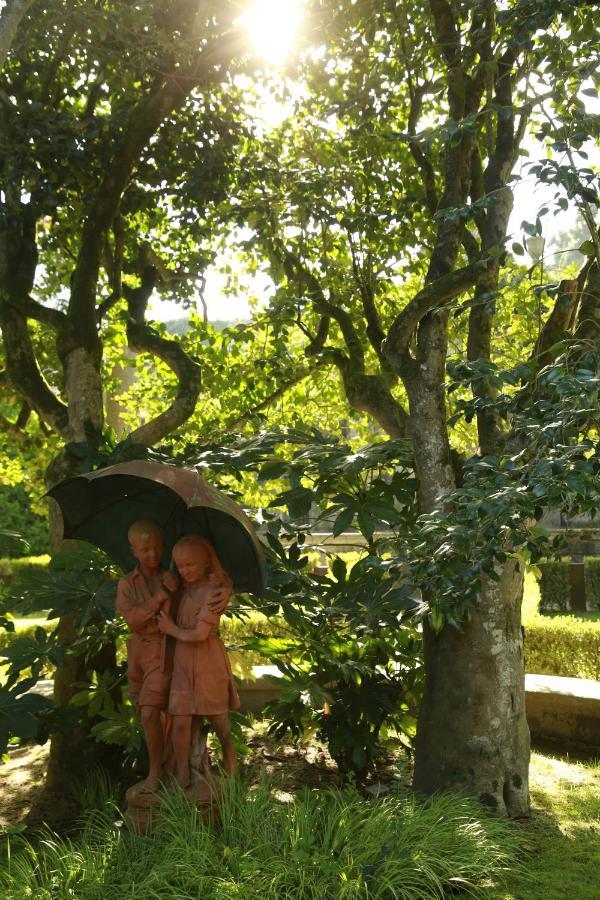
[413,563,530,816]
[28,350,110,825]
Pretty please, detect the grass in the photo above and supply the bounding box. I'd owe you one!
[1,726,599,898]
[0,777,524,899]
[488,752,600,900]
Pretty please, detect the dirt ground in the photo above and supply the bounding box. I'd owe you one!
[1,743,48,829]
[1,729,411,831]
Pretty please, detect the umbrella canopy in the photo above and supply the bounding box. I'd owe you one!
[47,461,266,595]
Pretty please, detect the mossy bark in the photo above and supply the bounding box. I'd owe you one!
[413,562,530,817]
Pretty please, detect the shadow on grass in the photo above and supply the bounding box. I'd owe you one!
[489,755,600,900]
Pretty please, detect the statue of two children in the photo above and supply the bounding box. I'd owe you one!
[116,521,239,791]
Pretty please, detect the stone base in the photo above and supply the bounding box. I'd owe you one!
[525,673,600,750]
[123,771,222,834]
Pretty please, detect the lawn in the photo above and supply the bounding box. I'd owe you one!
[490,752,600,900]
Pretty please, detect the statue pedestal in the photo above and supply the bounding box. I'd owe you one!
[123,771,222,833]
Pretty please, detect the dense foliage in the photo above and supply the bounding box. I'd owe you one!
[0,486,48,557]
[538,557,600,613]
[524,615,600,681]
[0,546,122,756]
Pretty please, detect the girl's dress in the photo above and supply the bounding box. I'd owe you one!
[168,582,240,716]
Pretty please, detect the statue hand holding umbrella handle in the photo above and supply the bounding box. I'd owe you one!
[206,572,232,616]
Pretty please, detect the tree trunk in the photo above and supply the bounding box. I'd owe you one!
[0,0,35,70]
[413,560,530,817]
[402,313,530,817]
[27,348,113,828]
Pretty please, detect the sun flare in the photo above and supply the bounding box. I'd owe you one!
[241,0,304,65]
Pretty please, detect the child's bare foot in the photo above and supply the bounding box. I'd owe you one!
[174,766,191,789]
[138,774,161,793]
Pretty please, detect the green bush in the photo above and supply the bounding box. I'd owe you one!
[538,560,571,613]
[585,556,600,610]
[537,556,600,614]
[524,615,600,680]
[0,778,523,899]
[0,485,49,557]
[0,555,51,604]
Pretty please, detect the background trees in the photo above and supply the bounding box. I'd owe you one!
[0,0,255,802]
[219,0,599,814]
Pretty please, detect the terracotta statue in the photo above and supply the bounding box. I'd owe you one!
[116,522,232,792]
[158,534,240,786]
[116,520,178,791]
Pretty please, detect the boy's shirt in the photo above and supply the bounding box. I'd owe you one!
[116,567,166,636]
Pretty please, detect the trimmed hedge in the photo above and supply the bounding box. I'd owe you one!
[525,614,600,681]
[0,484,49,557]
[0,619,53,653]
[0,554,51,600]
[538,560,571,613]
[586,557,600,609]
[538,557,600,613]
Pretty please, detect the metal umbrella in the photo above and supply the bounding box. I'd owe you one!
[47,461,267,595]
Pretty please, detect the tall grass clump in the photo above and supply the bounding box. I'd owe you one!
[0,777,524,899]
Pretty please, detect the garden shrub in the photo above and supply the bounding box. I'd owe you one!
[0,484,49,557]
[538,560,571,613]
[524,615,600,680]
[186,431,424,781]
[538,557,600,614]
[0,778,523,899]
[585,557,600,610]
[0,555,51,603]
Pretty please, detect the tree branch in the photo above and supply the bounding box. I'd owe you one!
[126,321,202,447]
[407,79,439,215]
[574,260,600,344]
[341,371,411,439]
[282,247,366,369]
[429,0,461,67]
[13,295,66,329]
[69,25,245,344]
[534,278,580,368]
[123,268,201,447]
[305,315,330,356]
[0,0,35,70]
[0,302,70,436]
[383,261,488,369]
[348,239,387,361]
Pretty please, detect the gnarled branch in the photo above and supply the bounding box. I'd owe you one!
[0,302,69,436]
[14,294,66,329]
[126,319,202,447]
[122,267,201,447]
[282,247,366,369]
[383,260,488,370]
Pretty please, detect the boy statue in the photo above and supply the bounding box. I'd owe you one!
[116,520,178,791]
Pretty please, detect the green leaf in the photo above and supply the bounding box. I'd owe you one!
[331,557,347,583]
[332,506,355,536]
